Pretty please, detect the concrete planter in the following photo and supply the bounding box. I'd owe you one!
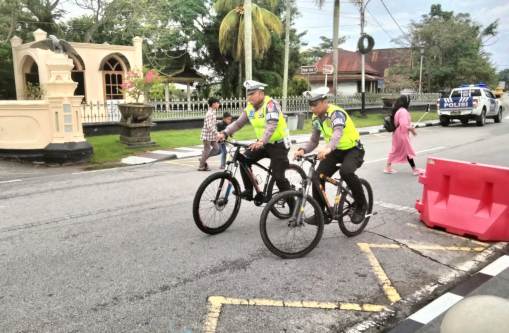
[382,97,397,108]
[118,103,155,147]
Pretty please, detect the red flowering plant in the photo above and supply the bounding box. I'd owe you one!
[121,68,164,103]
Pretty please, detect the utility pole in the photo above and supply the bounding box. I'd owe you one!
[244,0,253,80]
[359,0,371,117]
[418,47,424,94]
[282,0,292,113]
[332,0,340,99]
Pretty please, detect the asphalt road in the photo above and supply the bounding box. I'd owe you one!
[1,97,508,333]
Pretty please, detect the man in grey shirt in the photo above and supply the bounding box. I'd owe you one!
[217,80,291,200]
[295,87,366,224]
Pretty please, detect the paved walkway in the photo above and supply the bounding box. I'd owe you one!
[121,120,440,165]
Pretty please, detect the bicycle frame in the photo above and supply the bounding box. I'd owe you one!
[296,154,344,221]
[222,142,274,199]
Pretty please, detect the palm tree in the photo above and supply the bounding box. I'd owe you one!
[282,0,293,112]
[315,0,340,96]
[215,0,282,84]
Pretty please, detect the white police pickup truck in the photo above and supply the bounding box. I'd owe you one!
[437,83,503,126]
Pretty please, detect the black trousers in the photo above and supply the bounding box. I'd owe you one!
[238,142,291,193]
[313,147,366,211]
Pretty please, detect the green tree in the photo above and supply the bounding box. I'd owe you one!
[216,0,282,62]
[498,69,509,83]
[198,0,305,97]
[409,4,498,91]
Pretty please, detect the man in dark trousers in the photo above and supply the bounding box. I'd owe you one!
[217,80,291,200]
[295,87,367,223]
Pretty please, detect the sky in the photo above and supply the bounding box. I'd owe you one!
[294,0,509,70]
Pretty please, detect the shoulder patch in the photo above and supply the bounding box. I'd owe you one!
[331,110,346,127]
[312,118,322,130]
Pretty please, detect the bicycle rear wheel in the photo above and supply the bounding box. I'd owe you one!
[337,178,373,237]
[192,172,241,235]
[260,191,324,259]
[268,163,306,219]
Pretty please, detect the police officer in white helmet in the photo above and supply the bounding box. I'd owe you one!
[217,80,291,200]
[295,86,367,224]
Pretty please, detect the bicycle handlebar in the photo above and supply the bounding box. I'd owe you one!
[224,140,251,148]
[295,152,318,163]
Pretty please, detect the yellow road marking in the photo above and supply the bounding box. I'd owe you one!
[358,243,401,304]
[366,243,486,252]
[204,242,489,332]
[358,242,487,305]
[204,296,386,333]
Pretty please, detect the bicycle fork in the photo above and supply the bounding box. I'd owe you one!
[292,180,311,225]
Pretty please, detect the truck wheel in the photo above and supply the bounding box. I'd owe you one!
[476,109,486,126]
[494,107,503,123]
[440,116,450,127]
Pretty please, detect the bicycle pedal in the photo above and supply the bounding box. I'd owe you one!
[365,211,378,218]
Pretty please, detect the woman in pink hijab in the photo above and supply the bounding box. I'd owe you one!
[384,95,422,175]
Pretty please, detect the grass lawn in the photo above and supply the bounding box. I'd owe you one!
[87,110,438,165]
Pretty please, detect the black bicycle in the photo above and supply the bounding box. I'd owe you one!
[259,152,374,259]
[192,141,306,235]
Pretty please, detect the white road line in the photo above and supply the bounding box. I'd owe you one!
[0,179,23,184]
[479,255,509,276]
[408,293,463,324]
[375,201,417,214]
[365,146,446,165]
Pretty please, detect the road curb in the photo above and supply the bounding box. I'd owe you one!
[122,120,441,165]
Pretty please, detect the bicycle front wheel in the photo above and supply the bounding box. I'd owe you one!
[268,163,306,219]
[337,178,373,237]
[192,172,241,235]
[260,191,324,259]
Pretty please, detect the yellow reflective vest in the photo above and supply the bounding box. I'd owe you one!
[312,104,360,150]
[244,96,288,143]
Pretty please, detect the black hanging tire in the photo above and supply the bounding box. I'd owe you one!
[267,163,307,219]
[260,191,324,259]
[358,34,375,54]
[337,178,373,237]
[192,172,242,235]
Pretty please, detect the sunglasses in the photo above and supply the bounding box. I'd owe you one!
[308,100,320,107]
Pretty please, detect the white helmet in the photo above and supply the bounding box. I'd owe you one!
[303,86,330,102]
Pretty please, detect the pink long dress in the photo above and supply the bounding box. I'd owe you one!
[387,107,416,164]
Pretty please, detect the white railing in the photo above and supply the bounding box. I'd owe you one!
[81,93,439,124]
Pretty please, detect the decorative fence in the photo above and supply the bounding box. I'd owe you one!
[81,93,439,124]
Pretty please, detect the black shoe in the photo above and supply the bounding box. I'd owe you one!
[233,190,253,200]
[304,215,319,226]
[351,204,367,224]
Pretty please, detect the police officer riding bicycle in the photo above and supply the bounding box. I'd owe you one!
[217,80,292,200]
[294,87,367,224]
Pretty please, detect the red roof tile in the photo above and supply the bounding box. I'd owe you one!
[314,48,411,77]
